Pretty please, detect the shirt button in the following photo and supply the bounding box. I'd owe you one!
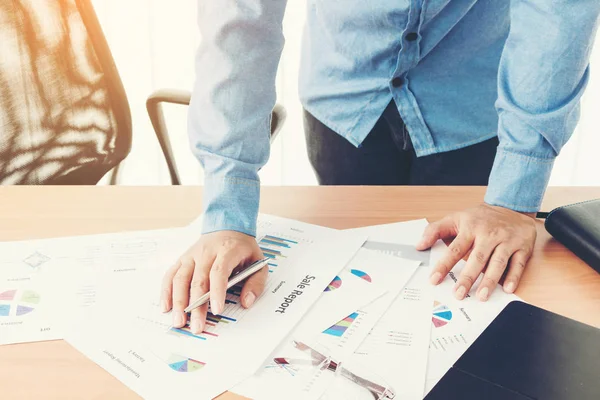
[391,77,404,88]
[406,32,418,42]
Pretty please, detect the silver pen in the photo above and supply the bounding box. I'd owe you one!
[183,257,270,314]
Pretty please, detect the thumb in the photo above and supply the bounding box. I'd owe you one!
[416,216,457,250]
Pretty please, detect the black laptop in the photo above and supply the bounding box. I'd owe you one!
[425,301,600,400]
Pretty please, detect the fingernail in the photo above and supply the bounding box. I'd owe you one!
[244,292,256,308]
[211,301,223,316]
[455,285,467,300]
[161,300,168,313]
[505,281,516,294]
[478,287,489,302]
[191,319,203,335]
[174,311,185,327]
[430,272,442,285]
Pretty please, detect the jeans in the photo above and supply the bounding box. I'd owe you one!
[304,102,499,186]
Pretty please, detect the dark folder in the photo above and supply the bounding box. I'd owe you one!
[425,301,600,400]
[544,199,600,274]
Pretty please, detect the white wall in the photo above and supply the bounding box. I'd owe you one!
[92,1,600,187]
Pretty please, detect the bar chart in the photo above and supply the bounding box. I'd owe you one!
[169,287,242,341]
[258,235,299,273]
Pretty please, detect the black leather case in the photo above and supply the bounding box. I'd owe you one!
[425,301,600,400]
[545,199,600,273]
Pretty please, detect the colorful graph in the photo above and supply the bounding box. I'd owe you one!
[169,312,238,341]
[207,312,237,324]
[323,312,359,337]
[350,269,372,283]
[258,235,298,273]
[265,360,299,377]
[324,276,342,292]
[0,305,9,317]
[170,324,219,341]
[432,301,453,328]
[0,289,40,318]
[0,290,16,301]
[167,354,205,373]
[170,291,240,340]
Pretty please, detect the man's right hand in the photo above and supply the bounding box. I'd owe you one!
[161,230,267,334]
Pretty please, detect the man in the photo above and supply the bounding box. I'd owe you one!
[161,1,600,334]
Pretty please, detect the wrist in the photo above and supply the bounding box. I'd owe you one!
[484,202,537,220]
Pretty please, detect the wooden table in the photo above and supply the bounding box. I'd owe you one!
[1,186,599,400]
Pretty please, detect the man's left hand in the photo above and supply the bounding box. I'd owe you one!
[416,204,537,301]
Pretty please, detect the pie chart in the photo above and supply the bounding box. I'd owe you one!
[432,301,453,328]
[0,289,40,318]
[167,354,206,373]
[325,276,342,292]
[350,269,372,283]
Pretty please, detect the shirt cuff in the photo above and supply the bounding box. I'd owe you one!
[201,176,260,237]
[484,148,555,213]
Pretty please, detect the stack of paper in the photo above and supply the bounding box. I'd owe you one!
[0,215,521,400]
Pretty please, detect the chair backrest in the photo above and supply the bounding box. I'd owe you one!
[0,0,131,184]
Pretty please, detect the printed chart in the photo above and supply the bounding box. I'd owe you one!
[0,245,56,282]
[23,252,51,269]
[350,269,372,283]
[432,301,453,328]
[323,312,359,337]
[166,354,206,373]
[324,276,342,292]
[265,360,300,377]
[169,286,242,341]
[258,235,299,273]
[0,289,40,317]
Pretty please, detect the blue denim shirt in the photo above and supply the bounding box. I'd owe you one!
[190,0,600,236]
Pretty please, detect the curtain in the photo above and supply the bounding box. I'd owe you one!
[92,0,600,187]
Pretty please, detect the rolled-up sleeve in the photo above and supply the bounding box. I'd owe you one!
[189,0,287,236]
[485,0,600,212]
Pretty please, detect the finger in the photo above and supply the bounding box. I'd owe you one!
[171,257,195,328]
[209,248,246,316]
[189,257,211,334]
[503,250,530,294]
[160,261,180,312]
[476,245,513,302]
[240,265,269,309]
[430,234,473,285]
[416,216,458,251]
[454,241,497,300]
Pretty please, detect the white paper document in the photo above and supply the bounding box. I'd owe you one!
[0,226,196,345]
[65,310,249,400]
[315,266,434,400]
[0,279,55,345]
[63,214,367,400]
[295,249,416,340]
[313,251,420,360]
[1,212,524,400]
[233,247,422,400]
